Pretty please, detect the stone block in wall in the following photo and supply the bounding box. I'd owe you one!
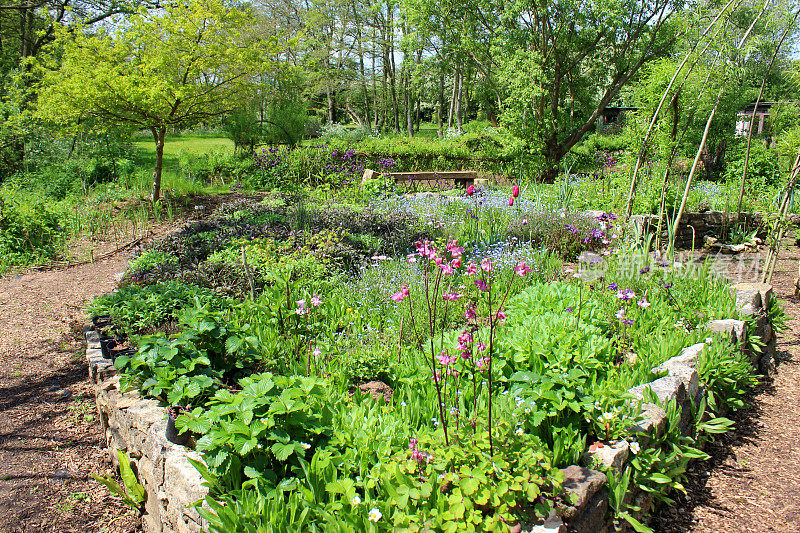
[581,440,629,475]
[706,319,746,345]
[651,362,700,406]
[731,283,764,311]
[629,377,692,434]
[564,489,608,533]
[628,403,667,440]
[559,466,607,530]
[628,376,686,405]
[524,512,566,533]
[163,450,208,532]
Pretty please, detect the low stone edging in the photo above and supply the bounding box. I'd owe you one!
[85,330,208,533]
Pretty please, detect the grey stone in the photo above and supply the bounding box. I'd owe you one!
[85,330,101,345]
[581,440,629,475]
[559,466,606,520]
[706,319,746,344]
[628,403,667,439]
[731,283,763,310]
[564,489,608,533]
[526,512,566,533]
[628,376,686,405]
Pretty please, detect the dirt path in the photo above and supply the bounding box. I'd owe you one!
[654,246,800,532]
[0,253,143,533]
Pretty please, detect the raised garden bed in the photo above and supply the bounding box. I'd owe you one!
[84,196,783,532]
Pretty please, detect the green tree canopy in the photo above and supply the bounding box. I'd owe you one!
[36,0,285,201]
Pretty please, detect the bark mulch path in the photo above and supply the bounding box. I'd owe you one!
[653,243,800,532]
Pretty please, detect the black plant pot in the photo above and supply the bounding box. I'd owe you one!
[99,338,118,360]
[165,406,191,446]
[110,347,137,363]
[92,315,113,329]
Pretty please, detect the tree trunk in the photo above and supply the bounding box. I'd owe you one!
[151,126,167,203]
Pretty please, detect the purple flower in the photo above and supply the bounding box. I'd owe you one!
[608,282,619,291]
[617,289,636,301]
[475,279,489,292]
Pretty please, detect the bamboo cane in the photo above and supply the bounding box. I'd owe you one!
[762,149,800,282]
[670,0,769,255]
[623,0,739,221]
[737,7,800,218]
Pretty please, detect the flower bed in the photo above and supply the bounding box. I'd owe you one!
[86,193,783,532]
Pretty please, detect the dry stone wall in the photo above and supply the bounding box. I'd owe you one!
[85,331,208,533]
[626,211,800,250]
[540,281,778,533]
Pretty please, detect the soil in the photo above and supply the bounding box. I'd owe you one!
[2,199,800,532]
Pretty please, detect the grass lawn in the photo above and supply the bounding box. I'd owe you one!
[132,134,235,196]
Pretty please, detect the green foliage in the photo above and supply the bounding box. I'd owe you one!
[179,373,333,492]
[0,194,66,270]
[88,281,223,335]
[115,302,263,405]
[91,450,145,511]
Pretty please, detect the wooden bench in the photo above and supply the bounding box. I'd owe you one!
[362,168,482,188]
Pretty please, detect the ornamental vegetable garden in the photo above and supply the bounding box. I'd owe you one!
[88,186,779,532]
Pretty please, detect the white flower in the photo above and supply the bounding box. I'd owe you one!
[300,442,311,450]
[351,495,362,505]
[630,441,640,454]
[368,507,382,522]
[400,401,407,407]
[515,427,525,436]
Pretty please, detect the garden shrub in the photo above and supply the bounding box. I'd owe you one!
[0,194,66,269]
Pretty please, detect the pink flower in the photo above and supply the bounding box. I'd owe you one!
[464,305,477,319]
[295,300,309,315]
[496,309,506,320]
[512,185,520,198]
[481,258,493,272]
[390,285,410,303]
[476,357,490,370]
[508,197,514,206]
[522,218,528,226]
[451,257,462,269]
[638,298,651,308]
[476,342,486,352]
[312,347,322,357]
[466,263,478,275]
[615,308,626,320]
[437,351,456,366]
[514,262,532,276]
[467,185,474,196]
[310,294,322,307]
[475,279,489,291]
[446,240,464,258]
[440,263,454,275]
[442,292,462,301]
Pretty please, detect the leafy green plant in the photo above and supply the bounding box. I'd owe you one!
[91,450,146,511]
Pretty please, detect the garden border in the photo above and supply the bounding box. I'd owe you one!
[85,282,777,533]
[551,281,777,533]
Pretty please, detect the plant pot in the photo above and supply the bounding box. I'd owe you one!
[110,347,137,363]
[165,406,191,446]
[92,315,113,329]
[99,338,118,360]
